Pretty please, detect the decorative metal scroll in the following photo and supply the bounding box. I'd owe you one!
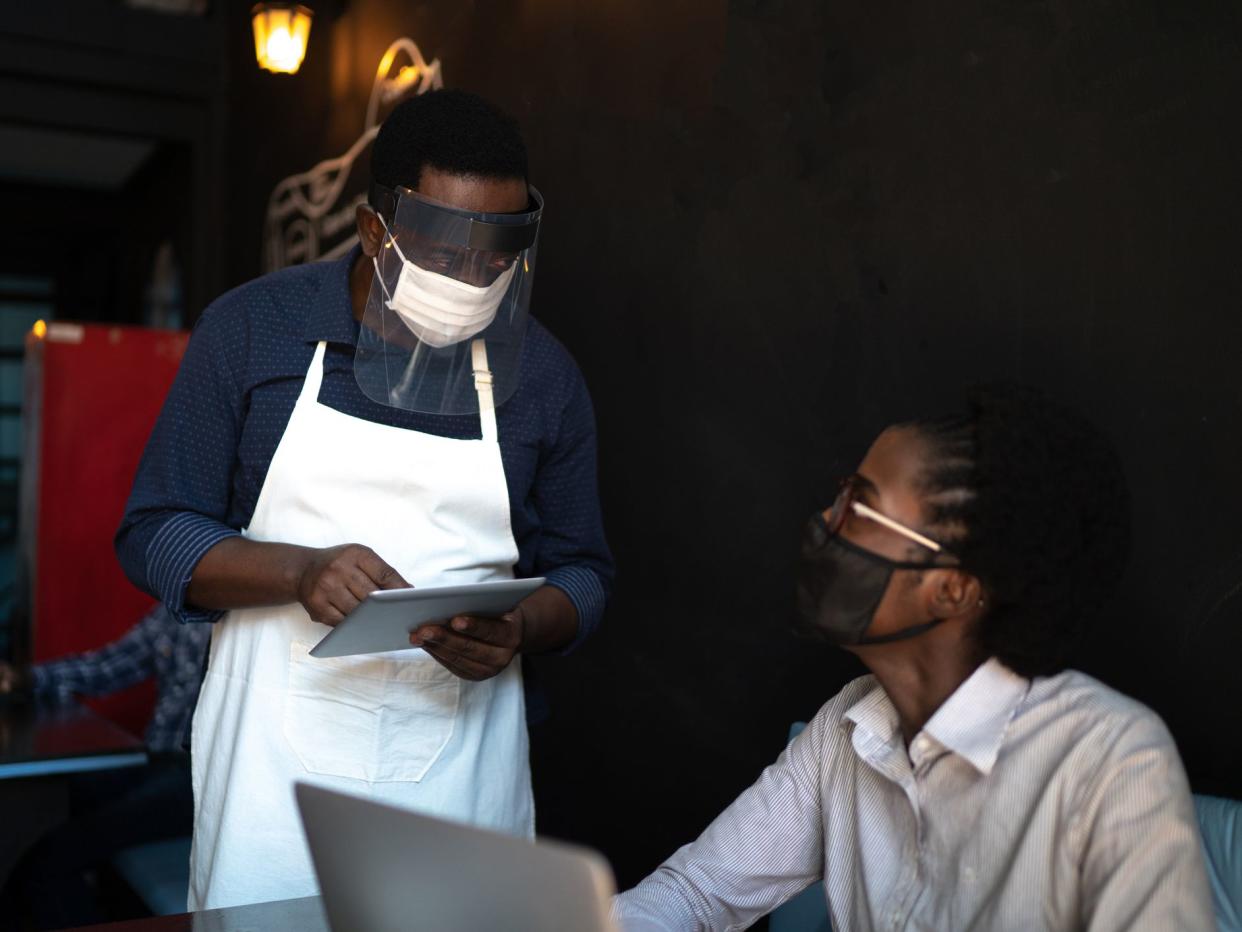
[262,38,444,272]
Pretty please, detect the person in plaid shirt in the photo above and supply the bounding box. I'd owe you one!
[0,604,209,929]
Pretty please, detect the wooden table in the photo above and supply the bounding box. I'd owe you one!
[63,895,329,931]
[0,700,147,889]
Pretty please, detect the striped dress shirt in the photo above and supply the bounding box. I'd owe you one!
[613,658,1214,931]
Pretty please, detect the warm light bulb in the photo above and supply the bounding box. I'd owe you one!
[265,27,303,71]
[32,319,47,339]
[252,4,313,75]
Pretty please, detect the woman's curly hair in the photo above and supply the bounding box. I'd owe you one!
[908,384,1131,677]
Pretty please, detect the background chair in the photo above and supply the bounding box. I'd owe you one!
[1195,793,1241,932]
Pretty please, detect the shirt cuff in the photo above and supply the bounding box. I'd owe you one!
[610,896,681,932]
[29,665,72,703]
[146,512,240,624]
[542,565,607,653]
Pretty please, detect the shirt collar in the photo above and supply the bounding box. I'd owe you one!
[302,244,363,346]
[843,679,901,747]
[922,657,1029,775]
[843,657,1030,776]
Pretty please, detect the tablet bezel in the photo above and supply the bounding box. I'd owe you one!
[309,576,546,659]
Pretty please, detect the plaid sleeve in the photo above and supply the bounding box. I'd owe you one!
[29,609,161,700]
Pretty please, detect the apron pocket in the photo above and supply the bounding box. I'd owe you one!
[283,639,460,783]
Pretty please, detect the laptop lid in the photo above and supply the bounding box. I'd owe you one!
[295,782,618,932]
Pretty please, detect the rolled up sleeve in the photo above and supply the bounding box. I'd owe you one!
[530,368,614,652]
[115,301,247,624]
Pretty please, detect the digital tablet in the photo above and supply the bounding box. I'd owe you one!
[309,577,546,659]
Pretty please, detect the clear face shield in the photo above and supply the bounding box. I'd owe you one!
[354,182,542,415]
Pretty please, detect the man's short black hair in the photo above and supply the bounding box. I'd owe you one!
[909,384,1132,677]
[369,89,528,207]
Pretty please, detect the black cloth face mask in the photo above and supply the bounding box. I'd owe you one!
[796,513,947,646]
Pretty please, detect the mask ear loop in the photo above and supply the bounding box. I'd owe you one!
[373,210,410,262]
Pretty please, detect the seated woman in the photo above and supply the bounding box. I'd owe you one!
[613,385,1213,931]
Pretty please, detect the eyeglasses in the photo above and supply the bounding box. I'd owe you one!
[825,476,949,555]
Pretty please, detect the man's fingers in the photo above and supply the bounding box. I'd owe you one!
[447,614,514,646]
[421,641,492,681]
[420,641,470,677]
[418,626,511,667]
[325,585,362,616]
[356,549,410,591]
[307,584,351,625]
[344,569,377,604]
[313,603,346,627]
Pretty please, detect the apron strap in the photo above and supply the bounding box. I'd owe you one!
[303,340,495,441]
[471,339,498,442]
[299,342,329,405]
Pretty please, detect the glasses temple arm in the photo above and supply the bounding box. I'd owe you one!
[851,501,944,553]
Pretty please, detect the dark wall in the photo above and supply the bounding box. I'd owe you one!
[0,3,227,323]
[219,0,1242,887]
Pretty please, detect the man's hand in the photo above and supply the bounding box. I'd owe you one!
[297,544,410,627]
[407,585,581,680]
[410,607,525,681]
[0,660,31,697]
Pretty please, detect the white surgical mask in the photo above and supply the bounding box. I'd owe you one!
[373,217,515,348]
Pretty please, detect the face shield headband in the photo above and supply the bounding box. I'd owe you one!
[369,182,541,253]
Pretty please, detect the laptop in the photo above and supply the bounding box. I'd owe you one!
[295,782,619,932]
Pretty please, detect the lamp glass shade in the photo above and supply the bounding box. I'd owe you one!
[252,4,313,75]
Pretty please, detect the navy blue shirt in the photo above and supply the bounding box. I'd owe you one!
[116,248,613,649]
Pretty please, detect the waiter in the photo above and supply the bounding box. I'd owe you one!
[116,89,613,910]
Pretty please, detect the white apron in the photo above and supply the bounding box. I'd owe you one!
[188,340,532,910]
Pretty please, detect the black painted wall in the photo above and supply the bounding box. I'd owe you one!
[217,0,1242,888]
[0,5,230,319]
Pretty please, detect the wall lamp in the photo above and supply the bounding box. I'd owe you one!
[252,3,314,75]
